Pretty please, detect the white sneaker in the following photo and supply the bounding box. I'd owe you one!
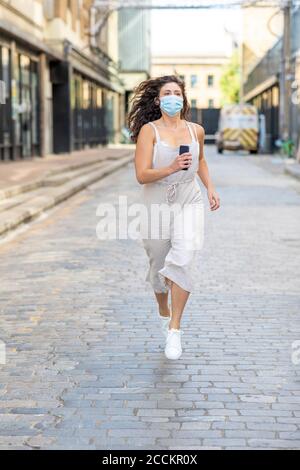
[158,311,171,339]
[164,328,184,360]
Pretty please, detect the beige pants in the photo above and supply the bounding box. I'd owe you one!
[140,180,205,293]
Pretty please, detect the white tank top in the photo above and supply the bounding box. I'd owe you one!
[148,120,200,186]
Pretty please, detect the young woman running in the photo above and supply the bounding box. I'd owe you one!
[128,75,220,360]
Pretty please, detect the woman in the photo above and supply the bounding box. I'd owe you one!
[128,75,220,360]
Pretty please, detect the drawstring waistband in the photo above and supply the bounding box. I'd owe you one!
[155,177,195,204]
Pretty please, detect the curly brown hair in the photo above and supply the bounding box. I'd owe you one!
[127,75,191,143]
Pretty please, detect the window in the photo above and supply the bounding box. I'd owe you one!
[191,75,197,88]
[19,55,32,157]
[0,47,40,159]
[191,99,197,108]
[208,98,214,108]
[82,81,90,109]
[72,74,83,147]
[71,73,106,149]
[1,47,10,103]
[272,86,279,107]
[30,61,39,148]
[207,75,214,87]
[96,88,102,107]
[0,46,12,159]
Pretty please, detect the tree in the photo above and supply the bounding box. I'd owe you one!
[219,49,240,105]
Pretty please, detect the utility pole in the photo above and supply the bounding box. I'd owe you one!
[279,0,292,141]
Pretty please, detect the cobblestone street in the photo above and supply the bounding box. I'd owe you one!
[0,147,300,450]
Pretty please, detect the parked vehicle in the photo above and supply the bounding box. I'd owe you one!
[215,103,259,154]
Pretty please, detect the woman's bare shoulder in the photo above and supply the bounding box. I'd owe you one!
[189,121,205,131]
[138,122,156,144]
[190,122,205,138]
[139,122,154,132]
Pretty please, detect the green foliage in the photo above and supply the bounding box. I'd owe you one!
[281,139,295,158]
[219,49,240,106]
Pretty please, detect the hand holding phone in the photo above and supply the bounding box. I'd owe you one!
[179,145,191,171]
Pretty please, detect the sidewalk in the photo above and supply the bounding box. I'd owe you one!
[284,159,300,180]
[0,147,298,239]
[0,145,135,192]
[0,145,134,237]
[1,147,297,193]
[239,151,300,180]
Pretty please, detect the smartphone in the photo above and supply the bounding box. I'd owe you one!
[179,145,190,171]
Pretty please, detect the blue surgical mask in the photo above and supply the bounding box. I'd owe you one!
[159,95,183,117]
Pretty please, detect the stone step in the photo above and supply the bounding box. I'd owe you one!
[0,154,133,237]
[0,160,109,213]
[0,149,131,201]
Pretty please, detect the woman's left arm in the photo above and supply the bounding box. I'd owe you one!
[195,123,220,211]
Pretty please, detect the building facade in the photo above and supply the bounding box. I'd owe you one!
[151,54,229,139]
[242,3,300,155]
[0,0,125,161]
[151,54,229,110]
[290,6,300,159]
[118,7,151,125]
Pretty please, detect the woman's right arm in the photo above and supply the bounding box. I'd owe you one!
[134,124,191,184]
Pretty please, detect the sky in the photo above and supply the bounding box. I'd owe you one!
[151,5,242,57]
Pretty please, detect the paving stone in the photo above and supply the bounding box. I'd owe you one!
[0,149,300,449]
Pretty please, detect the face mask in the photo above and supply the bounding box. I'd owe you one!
[159,95,183,117]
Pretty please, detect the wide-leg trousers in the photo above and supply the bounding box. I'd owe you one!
[139,178,205,293]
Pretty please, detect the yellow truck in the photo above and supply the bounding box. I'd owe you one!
[215,103,259,154]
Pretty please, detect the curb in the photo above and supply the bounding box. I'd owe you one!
[284,161,300,180]
[0,154,134,237]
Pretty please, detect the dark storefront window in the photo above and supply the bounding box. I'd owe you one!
[14,53,21,151]
[0,46,12,160]
[0,45,40,160]
[251,85,279,152]
[105,91,115,143]
[18,53,40,158]
[19,54,31,157]
[72,73,83,148]
[72,72,106,150]
[31,60,39,156]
